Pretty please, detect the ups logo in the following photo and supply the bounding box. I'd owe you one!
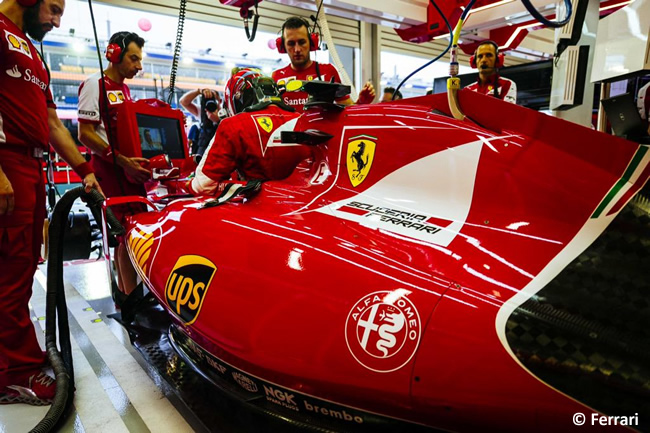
[165,255,216,325]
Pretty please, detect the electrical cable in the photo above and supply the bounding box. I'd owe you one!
[167,0,187,105]
[314,0,357,98]
[393,0,452,101]
[243,1,260,42]
[87,0,127,199]
[521,0,572,28]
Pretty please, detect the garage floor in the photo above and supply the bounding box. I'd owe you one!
[0,260,205,433]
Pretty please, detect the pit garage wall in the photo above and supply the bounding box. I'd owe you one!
[378,26,534,68]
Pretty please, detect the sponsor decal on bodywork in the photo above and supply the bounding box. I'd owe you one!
[165,255,216,325]
[170,326,375,427]
[127,228,155,275]
[316,140,482,246]
[232,372,258,392]
[347,135,376,187]
[345,290,421,373]
[340,201,451,235]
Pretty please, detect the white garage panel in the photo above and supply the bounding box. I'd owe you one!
[98,0,361,48]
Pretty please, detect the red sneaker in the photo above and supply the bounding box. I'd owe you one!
[0,371,56,406]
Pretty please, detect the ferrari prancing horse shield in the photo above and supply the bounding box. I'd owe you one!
[347,135,376,187]
[256,116,274,133]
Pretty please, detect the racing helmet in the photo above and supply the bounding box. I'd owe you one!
[224,68,281,117]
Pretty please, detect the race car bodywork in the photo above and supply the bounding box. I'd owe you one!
[112,89,649,432]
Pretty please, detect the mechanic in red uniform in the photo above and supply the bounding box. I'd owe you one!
[0,0,101,405]
[272,16,375,111]
[466,40,517,104]
[77,31,150,297]
[190,69,311,195]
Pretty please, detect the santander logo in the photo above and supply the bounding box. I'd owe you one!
[6,65,21,78]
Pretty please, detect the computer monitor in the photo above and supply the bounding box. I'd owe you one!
[117,99,190,166]
[136,113,185,160]
[601,93,649,141]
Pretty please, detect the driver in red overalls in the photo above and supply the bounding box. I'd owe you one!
[190,69,312,195]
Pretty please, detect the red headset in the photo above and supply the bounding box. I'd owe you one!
[105,32,136,64]
[275,17,319,54]
[17,0,38,7]
[469,41,504,69]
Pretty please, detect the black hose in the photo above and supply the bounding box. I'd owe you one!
[168,0,187,105]
[30,188,113,433]
[394,0,452,100]
[520,0,572,28]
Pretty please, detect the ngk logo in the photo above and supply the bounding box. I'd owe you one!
[263,385,298,410]
[165,255,216,325]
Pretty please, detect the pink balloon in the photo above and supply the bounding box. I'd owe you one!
[267,38,277,50]
[138,18,152,32]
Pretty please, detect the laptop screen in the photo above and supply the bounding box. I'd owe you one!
[601,93,647,140]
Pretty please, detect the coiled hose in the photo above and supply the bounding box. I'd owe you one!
[167,0,187,105]
[30,188,122,433]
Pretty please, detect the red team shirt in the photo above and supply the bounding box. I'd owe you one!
[272,62,348,110]
[190,105,309,195]
[466,75,517,104]
[0,13,55,149]
[77,72,142,198]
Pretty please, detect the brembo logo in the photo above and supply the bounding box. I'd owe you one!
[165,255,216,325]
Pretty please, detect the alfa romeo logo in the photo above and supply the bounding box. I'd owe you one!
[345,290,421,373]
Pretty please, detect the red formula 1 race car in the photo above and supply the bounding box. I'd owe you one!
[106,88,650,433]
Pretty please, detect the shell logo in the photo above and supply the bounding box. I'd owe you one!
[128,228,154,275]
[5,31,32,58]
[107,92,118,103]
[8,34,20,49]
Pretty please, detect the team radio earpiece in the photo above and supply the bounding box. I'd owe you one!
[469,41,505,69]
[275,17,319,54]
[105,32,136,64]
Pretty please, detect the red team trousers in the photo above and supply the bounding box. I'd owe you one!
[0,148,47,387]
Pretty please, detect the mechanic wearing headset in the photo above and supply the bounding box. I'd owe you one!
[190,69,311,195]
[466,40,517,104]
[0,0,102,405]
[272,16,375,110]
[77,31,150,298]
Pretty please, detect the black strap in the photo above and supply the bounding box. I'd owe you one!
[315,61,321,81]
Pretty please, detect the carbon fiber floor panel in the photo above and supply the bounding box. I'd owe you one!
[506,196,650,431]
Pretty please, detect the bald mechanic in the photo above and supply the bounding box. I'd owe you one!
[272,16,375,111]
[1,0,101,405]
[466,40,517,104]
[190,69,311,195]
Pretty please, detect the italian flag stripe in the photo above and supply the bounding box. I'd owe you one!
[591,146,648,218]
[349,134,377,141]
